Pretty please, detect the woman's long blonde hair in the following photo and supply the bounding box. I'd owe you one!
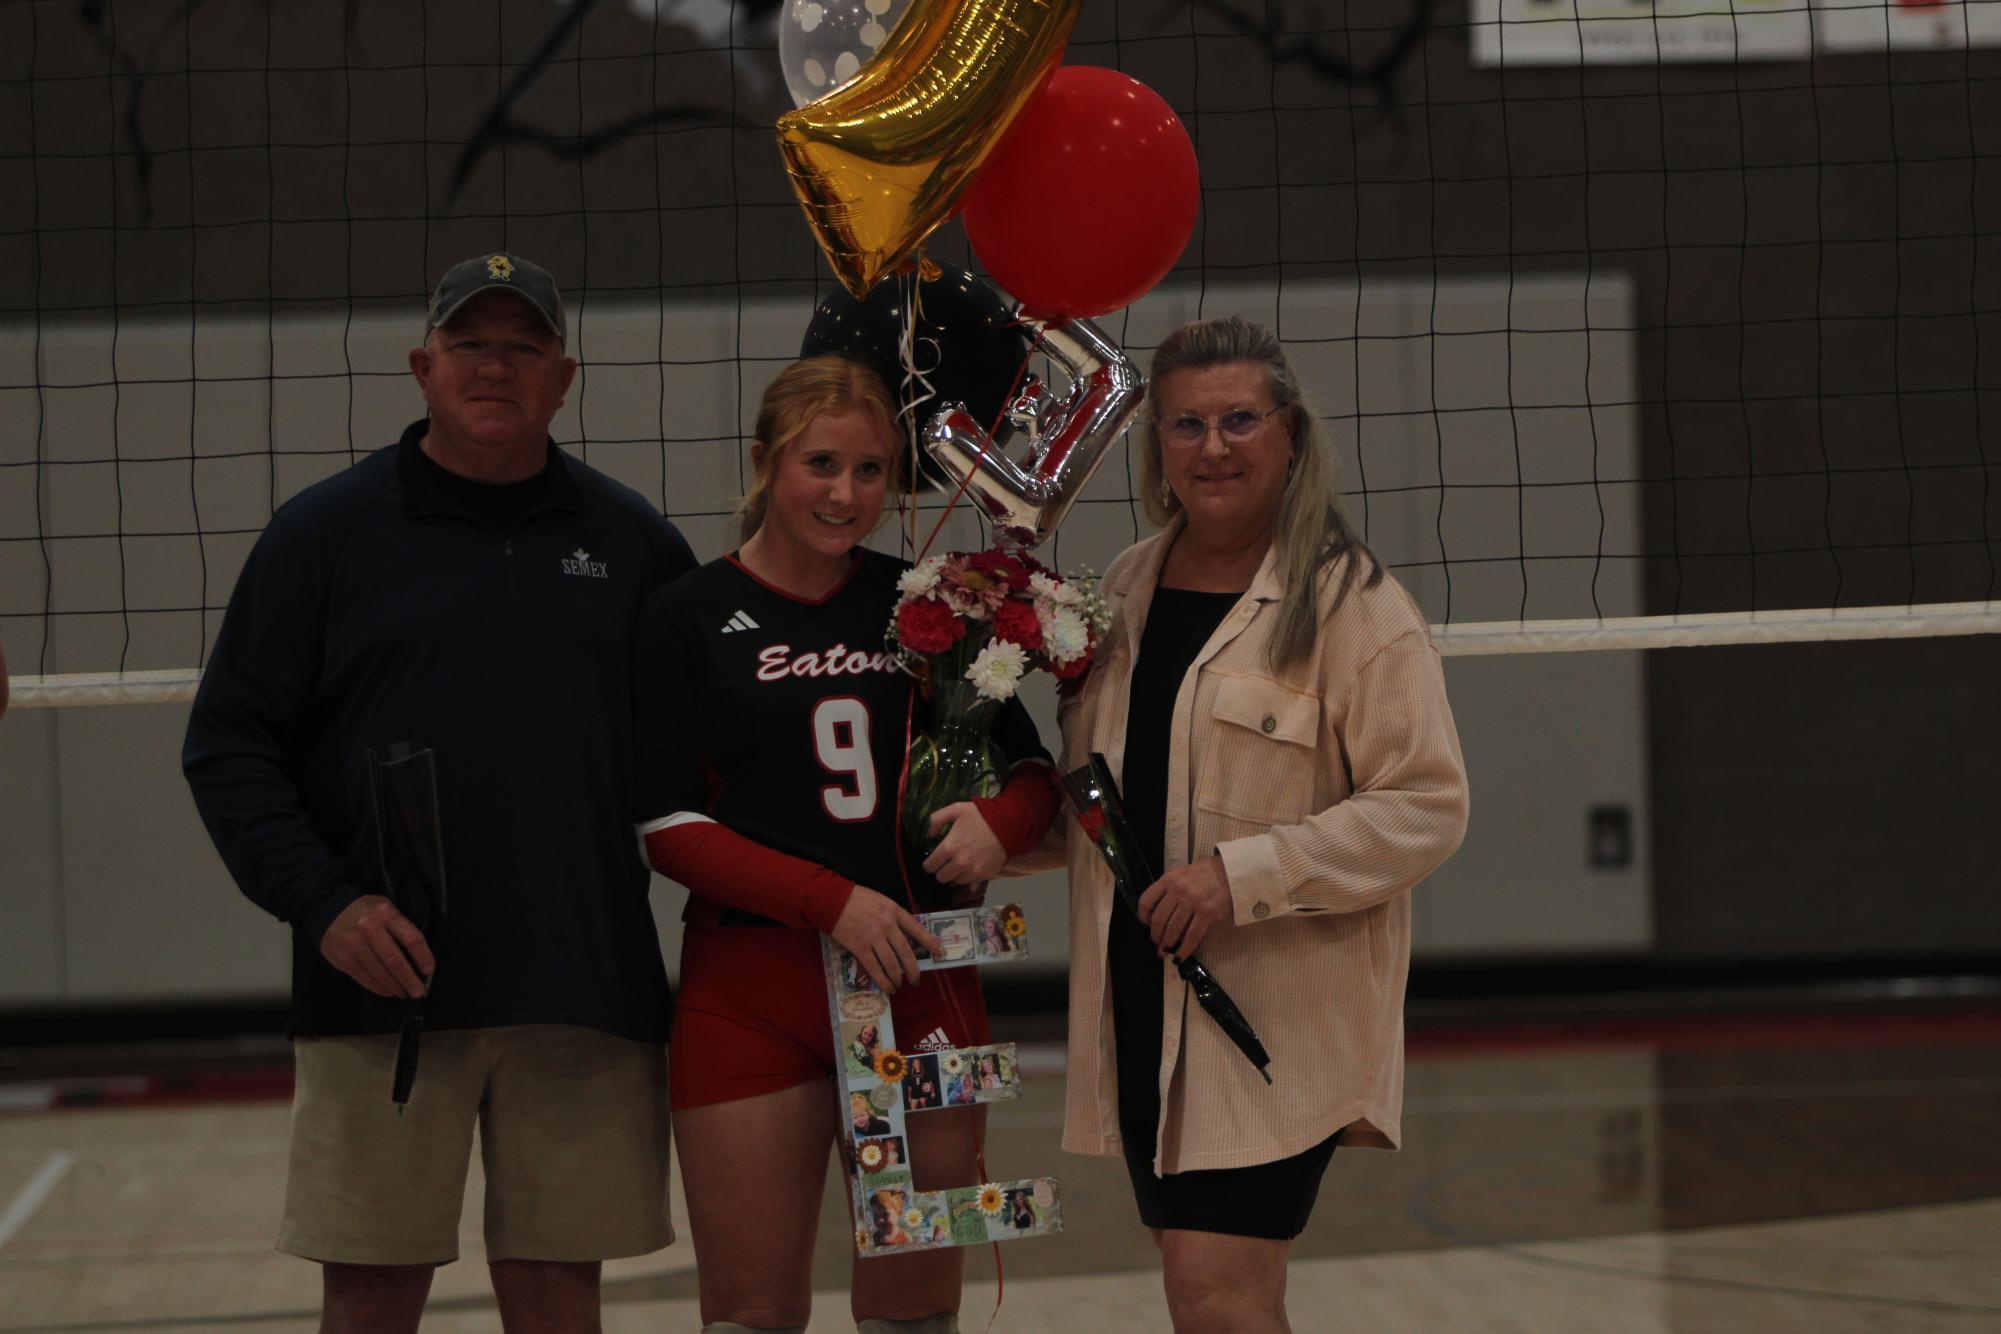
[739,355,903,542]
[1138,316,1381,672]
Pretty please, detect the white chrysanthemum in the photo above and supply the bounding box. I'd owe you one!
[1041,606,1090,663]
[897,555,946,598]
[1028,571,1080,606]
[966,640,1028,701]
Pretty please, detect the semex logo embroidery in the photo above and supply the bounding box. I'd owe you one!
[562,548,609,579]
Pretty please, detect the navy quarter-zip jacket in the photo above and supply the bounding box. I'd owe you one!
[184,420,697,1040]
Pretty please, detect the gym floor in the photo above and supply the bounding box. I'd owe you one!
[4,998,1999,1332]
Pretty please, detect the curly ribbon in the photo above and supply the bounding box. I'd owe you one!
[898,268,943,553]
[916,327,1040,562]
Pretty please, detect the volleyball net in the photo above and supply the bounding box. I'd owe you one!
[7,0,2000,710]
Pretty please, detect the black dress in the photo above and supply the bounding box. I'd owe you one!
[1109,586,1340,1240]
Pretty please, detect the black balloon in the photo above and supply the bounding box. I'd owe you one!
[800,264,1031,483]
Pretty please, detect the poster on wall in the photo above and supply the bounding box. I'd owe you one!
[1470,0,1813,65]
[1814,0,2001,51]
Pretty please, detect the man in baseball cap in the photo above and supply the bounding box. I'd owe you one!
[186,249,692,1331]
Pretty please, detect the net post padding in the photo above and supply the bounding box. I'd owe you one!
[13,603,2001,708]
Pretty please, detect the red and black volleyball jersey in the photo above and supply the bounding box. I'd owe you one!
[632,547,1049,927]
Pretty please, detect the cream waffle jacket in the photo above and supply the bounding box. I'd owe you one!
[1056,522,1469,1173]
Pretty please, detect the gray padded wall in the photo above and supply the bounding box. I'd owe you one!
[0,273,1651,1002]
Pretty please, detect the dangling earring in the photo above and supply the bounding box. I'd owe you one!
[1159,475,1174,508]
[1286,452,1298,480]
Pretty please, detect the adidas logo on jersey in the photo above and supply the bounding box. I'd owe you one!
[914,1027,953,1053]
[720,610,760,634]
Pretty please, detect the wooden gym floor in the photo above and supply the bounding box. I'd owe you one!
[3,1003,1999,1332]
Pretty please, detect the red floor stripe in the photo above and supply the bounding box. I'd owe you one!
[1407,1006,2001,1059]
[7,1007,2001,1112]
[16,1069,297,1111]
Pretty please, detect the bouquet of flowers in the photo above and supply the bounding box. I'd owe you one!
[888,548,1111,854]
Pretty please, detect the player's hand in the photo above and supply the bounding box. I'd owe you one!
[922,802,1007,886]
[319,894,433,999]
[830,887,945,993]
[1136,856,1234,961]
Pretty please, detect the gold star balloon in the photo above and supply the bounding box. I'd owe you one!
[777,0,1082,298]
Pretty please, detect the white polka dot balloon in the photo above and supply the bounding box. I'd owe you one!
[779,0,912,107]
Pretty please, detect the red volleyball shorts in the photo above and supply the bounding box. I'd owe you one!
[670,924,991,1111]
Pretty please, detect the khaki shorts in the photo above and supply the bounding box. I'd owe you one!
[279,1024,672,1266]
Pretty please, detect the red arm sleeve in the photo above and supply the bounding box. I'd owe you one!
[641,818,857,934]
[970,760,1060,860]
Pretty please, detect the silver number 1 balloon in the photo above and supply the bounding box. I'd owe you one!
[919,313,1144,551]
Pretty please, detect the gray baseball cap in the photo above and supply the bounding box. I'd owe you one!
[427,252,567,346]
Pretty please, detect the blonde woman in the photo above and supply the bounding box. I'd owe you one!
[631,356,1059,1333]
[1058,317,1469,1333]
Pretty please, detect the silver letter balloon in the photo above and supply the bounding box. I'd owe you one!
[919,315,1144,552]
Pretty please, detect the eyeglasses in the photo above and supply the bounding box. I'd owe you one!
[1158,404,1286,446]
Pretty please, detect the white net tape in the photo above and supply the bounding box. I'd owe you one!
[14,602,1998,710]
[1428,601,2001,656]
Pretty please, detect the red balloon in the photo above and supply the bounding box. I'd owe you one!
[962,66,1200,321]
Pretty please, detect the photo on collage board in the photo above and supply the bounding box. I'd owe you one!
[846,1088,894,1138]
[975,905,1026,958]
[840,1019,885,1081]
[936,1050,980,1106]
[866,1186,953,1250]
[972,1045,1016,1094]
[866,1185,913,1248]
[836,949,876,995]
[854,1134,910,1189]
[912,910,977,964]
[1002,1185,1053,1233]
[901,1052,942,1111]
[903,1195,952,1247]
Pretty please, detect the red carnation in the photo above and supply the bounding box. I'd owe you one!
[1076,806,1106,841]
[965,549,1028,588]
[1050,649,1094,680]
[992,599,1043,651]
[897,597,965,654]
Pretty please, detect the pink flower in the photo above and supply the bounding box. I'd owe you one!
[898,598,965,654]
[942,581,998,620]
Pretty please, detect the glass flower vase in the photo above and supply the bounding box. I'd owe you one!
[903,677,1005,859]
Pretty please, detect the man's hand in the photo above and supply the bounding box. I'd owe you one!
[319,895,434,999]
[922,802,1007,886]
[830,887,945,994]
[1136,856,1234,961]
